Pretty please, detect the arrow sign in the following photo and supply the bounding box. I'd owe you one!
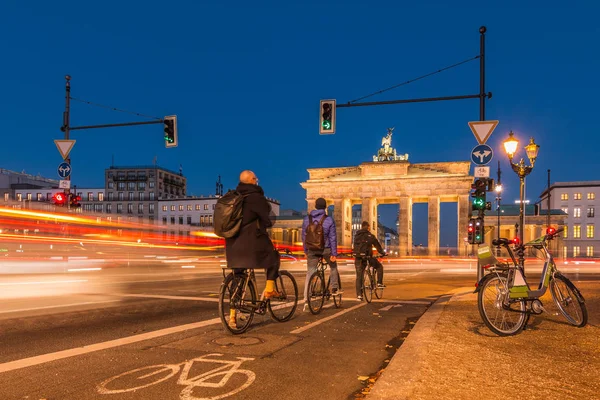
[468,120,498,145]
[471,144,493,165]
[57,162,71,179]
[54,140,76,160]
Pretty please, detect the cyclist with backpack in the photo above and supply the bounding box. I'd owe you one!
[301,198,341,312]
[214,170,280,328]
[353,221,386,301]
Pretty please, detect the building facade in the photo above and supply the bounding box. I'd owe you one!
[539,181,600,258]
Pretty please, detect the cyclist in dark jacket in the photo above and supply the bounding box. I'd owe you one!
[353,221,386,301]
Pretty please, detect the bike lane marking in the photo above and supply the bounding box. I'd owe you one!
[290,302,366,334]
[0,317,221,374]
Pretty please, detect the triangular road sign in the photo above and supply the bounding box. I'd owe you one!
[468,120,499,145]
[54,140,76,160]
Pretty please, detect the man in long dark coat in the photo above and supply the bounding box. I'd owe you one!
[225,170,280,294]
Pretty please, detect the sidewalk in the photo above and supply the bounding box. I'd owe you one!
[368,280,600,400]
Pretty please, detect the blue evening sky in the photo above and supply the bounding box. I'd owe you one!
[2,1,599,246]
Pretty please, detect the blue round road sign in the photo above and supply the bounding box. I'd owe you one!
[471,144,493,165]
[57,162,71,178]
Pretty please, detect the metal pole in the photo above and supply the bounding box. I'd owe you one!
[496,160,501,256]
[63,75,71,208]
[518,175,525,266]
[479,26,486,121]
[547,169,551,227]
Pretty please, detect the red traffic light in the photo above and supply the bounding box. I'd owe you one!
[52,193,66,205]
[546,227,557,235]
[468,226,474,233]
[511,237,520,245]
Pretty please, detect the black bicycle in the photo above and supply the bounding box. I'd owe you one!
[306,256,342,314]
[359,254,386,303]
[218,268,298,334]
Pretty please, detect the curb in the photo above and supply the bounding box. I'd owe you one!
[367,287,472,399]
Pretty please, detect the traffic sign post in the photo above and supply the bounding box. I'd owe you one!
[471,144,493,165]
[468,120,498,144]
[57,162,71,179]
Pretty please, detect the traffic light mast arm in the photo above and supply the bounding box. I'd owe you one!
[69,120,164,131]
[335,93,487,108]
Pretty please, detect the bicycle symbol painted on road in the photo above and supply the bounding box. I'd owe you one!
[96,353,255,400]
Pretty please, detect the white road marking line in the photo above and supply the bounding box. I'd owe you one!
[117,294,219,302]
[346,298,432,306]
[0,318,221,374]
[0,279,88,286]
[0,300,122,315]
[67,268,102,272]
[290,303,366,334]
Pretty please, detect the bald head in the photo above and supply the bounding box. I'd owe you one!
[240,170,258,185]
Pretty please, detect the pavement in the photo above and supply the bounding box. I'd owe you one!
[367,280,600,400]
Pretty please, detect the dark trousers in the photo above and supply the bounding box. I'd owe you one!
[233,250,281,281]
[354,256,384,296]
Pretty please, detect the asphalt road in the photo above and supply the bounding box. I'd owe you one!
[0,259,597,400]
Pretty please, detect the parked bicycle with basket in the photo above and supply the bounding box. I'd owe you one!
[475,227,587,336]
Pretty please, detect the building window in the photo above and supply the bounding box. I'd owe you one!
[196,204,201,210]
[574,208,581,218]
[587,246,594,257]
[170,216,175,224]
[588,207,595,218]
[26,193,31,201]
[171,205,176,211]
[179,216,184,225]
[108,192,114,201]
[563,246,568,259]
[150,192,155,201]
[149,204,155,214]
[138,204,144,214]
[187,216,192,225]
[209,215,213,225]
[588,193,596,200]
[561,193,568,201]
[212,204,216,210]
[204,204,208,210]
[179,205,184,211]
[162,205,167,211]
[574,193,582,200]
[117,182,125,191]
[117,204,123,214]
[563,227,568,238]
[587,225,594,238]
[574,225,581,238]
[127,203,133,214]
[128,192,134,201]
[162,217,167,224]
[108,182,114,189]
[37,193,42,201]
[88,192,94,201]
[128,182,136,190]
[200,215,205,225]
[94,204,103,213]
[118,192,124,201]
[106,204,112,213]
[4,193,8,201]
[187,205,192,211]
[99,193,104,201]
[573,246,580,257]
[139,192,145,201]
[16,193,22,201]
[138,182,146,191]
[46,193,52,201]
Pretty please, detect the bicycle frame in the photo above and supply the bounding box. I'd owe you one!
[224,268,269,314]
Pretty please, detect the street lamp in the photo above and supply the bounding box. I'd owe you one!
[503,130,540,266]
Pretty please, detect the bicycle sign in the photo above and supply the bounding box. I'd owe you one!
[97,353,255,400]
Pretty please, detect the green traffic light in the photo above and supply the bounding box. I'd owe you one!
[322,120,331,129]
[473,198,485,209]
[475,234,481,240]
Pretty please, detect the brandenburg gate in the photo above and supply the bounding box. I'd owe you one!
[300,128,474,256]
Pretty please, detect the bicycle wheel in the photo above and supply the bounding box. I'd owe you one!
[307,271,325,314]
[218,273,256,334]
[268,270,298,322]
[550,274,588,327]
[477,273,527,336]
[362,270,373,303]
[373,269,384,299]
[333,290,342,308]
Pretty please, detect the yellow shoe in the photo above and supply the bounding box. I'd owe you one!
[263,289,282,299]
[228,318,237,329]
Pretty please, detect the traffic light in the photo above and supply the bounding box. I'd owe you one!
[319,99,336,135]
[69,193,81,208]
[163,115,178,148]
[52,192,66,207]
[474,217,484,244]
[471,179,487,211]
[468,219,475,244]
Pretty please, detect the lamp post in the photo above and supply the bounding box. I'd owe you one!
[503,130,540,266]
[495,181,502,256]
